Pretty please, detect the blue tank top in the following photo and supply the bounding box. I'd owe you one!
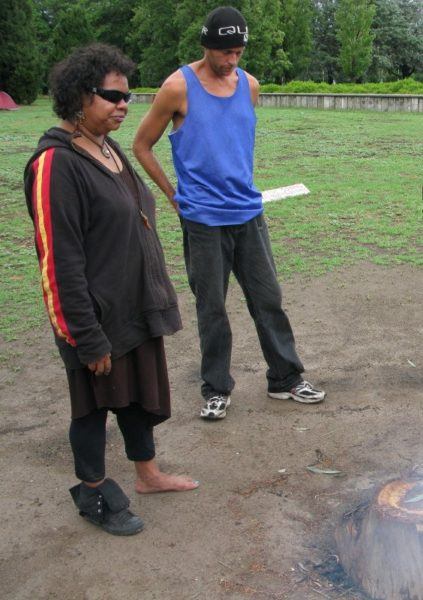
[169,65,262,226]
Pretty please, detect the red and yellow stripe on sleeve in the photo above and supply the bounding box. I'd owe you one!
[31,149,76,347]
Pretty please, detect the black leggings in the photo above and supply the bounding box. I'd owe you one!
[69,404,155,483]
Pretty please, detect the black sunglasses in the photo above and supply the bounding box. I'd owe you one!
[91,87,132,104]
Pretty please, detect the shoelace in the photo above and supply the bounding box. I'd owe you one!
[206,396,228,409]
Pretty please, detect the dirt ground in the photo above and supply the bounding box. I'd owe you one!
[1,262,422,600]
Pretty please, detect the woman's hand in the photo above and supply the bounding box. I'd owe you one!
[88,353,112,376]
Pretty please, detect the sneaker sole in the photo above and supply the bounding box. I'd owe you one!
[200,397,231,420]
[200,409,227,420]
[267,391,325,404]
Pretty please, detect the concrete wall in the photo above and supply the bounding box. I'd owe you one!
[259,93,423,112]
[132,92,423,112]
[132,94,156,105]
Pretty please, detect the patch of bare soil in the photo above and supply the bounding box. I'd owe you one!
[0,263,422,600]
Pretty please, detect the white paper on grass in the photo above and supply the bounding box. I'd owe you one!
[262,183,310,203]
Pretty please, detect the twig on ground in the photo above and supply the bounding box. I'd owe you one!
[218,560,233,570]
[311,588,332,598]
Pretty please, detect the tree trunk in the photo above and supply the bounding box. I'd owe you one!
[335,478,423,600]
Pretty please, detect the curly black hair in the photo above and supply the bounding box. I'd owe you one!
[49,43,136,121]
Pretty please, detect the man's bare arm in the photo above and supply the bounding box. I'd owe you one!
[133,74,186,211]
[245,72,260,106]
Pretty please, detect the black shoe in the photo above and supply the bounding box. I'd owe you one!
[83,506,144,536]
[70,478,144,536]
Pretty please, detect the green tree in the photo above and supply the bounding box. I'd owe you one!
[243,0,291,83]
[34,0,139,88]
[335,0,376,81]
[85,0,138,56]
[32,0,63,92]
[0,0,42,103]
[280,0,314,80]
[129,0,179,86]
[368,0,401,80]
[368,0,423,80]
[49,4,95,67]
[310,0,340,82]
[395,0,423,78]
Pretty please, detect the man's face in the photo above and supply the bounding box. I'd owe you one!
[205,47,245,76]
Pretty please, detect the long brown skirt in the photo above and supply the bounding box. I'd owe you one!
[66,337,171,424]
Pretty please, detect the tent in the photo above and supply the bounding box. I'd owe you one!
[0,91,19,110]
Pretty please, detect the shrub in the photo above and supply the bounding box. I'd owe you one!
[259,78,423,95]
[131,86,159,93]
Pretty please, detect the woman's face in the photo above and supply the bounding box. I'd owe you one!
[82,71,130,135]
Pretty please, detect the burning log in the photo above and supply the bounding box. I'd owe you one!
[335,478,423,600]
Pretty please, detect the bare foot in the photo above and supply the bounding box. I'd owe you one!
[135,473,199,494]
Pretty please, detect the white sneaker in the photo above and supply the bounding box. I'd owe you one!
[200,395,231,419]
[268,381,325,404]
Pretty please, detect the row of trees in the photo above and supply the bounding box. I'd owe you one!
[1,0,422,104]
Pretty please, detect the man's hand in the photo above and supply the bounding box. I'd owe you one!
[88,353,112,376]
[169,194,179,213]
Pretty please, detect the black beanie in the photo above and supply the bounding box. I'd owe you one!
[201,6,248,49]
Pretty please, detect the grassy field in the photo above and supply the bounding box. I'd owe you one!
[0,98,422,342]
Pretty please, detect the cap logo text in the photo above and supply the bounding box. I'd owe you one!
[218,26,248,40]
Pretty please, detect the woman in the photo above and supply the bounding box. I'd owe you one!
[24,43,198,536]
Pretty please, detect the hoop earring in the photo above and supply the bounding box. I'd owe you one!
[71,109,86,139]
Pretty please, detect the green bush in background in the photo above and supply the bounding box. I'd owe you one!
[260,78,423,94]
[133,78,423,95]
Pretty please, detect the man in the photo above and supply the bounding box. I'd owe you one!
[133,6,325,420]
